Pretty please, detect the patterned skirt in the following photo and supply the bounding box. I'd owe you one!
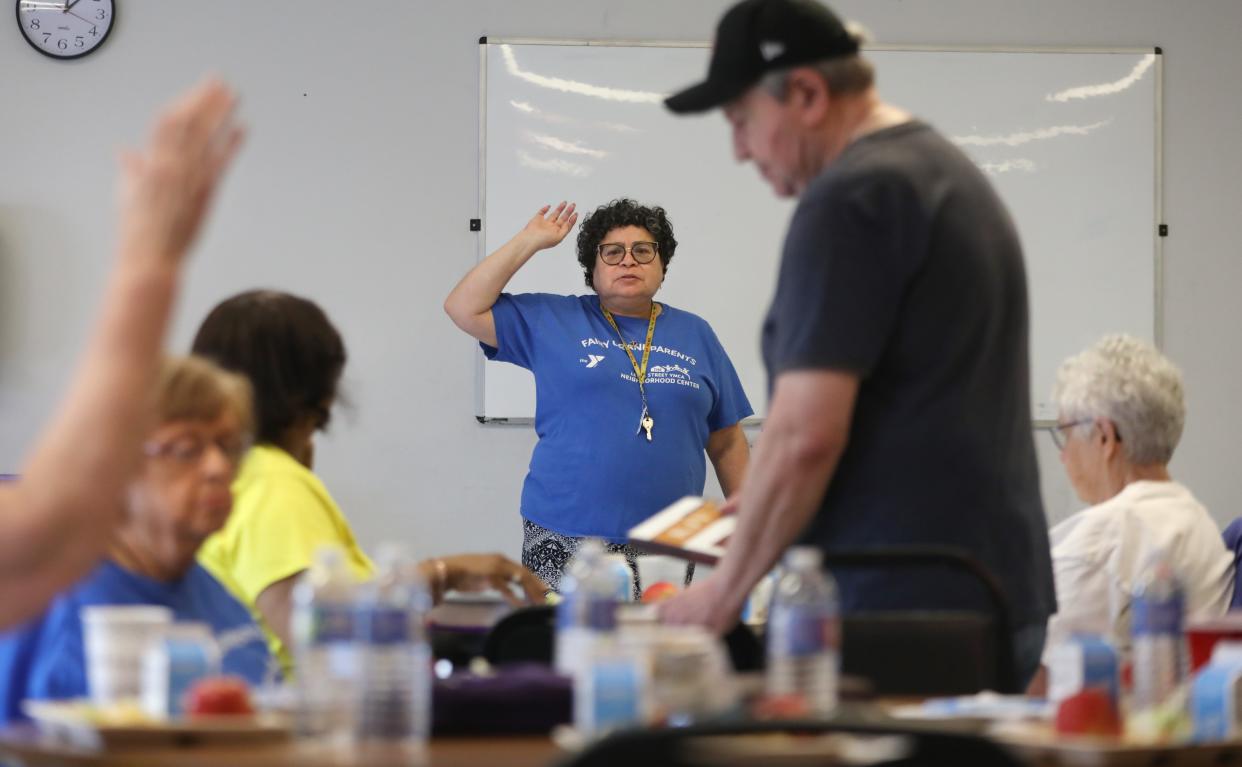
[521,518,694,599]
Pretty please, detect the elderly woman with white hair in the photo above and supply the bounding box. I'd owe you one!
[1030,334,1233,691]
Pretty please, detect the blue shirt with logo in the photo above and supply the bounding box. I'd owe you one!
[484,293,753,541]
[0,561,271,723]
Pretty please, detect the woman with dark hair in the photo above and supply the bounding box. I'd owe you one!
[193,291,545,672]
[445,200,752,590]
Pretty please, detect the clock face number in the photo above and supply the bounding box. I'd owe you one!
[16,0,114,60]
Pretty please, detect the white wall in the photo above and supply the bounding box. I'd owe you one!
[2,0,1240,560]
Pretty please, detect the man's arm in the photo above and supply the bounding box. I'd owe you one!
[0,80,243,629]
[706,423,750,497]
[662,369,858,633]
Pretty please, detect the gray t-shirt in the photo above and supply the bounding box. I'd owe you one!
[762,120,1056,629]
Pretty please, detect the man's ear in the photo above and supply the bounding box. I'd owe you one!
[786,68,831,126]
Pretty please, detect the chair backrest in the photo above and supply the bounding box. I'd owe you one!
[1221,518,1242,609]
[482,605,556,667]
[481,604,764,672]
[821,547,1020,695]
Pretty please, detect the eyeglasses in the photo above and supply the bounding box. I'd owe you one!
[1049,418,1093,451]
[597,241,659,266]
[144,434,251,465]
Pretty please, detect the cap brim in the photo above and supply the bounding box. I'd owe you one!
[664,77,752,114]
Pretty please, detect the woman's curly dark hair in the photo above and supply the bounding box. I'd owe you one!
[575,199,677,289]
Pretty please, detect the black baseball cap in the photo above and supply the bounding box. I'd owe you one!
[665,0,860,114]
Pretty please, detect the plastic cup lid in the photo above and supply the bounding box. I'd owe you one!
[1210,640,1242,665]
[81,605,174,624]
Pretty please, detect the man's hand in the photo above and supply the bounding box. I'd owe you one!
[658,570,746,635]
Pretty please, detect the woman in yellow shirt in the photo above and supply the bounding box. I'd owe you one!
[192,290,544,670]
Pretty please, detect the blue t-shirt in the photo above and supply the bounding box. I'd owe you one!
[0,561,270,723]
[485,293,753,541]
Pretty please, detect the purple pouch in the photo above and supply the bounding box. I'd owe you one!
[432,663,572,735]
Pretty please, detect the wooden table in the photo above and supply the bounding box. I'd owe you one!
[10,712,1242,767]
[0,725,563,767]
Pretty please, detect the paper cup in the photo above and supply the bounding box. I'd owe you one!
[81,605,173,706]
[635,555,689,598]
[1187,614,1242,672]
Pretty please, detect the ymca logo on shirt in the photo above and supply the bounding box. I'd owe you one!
[578,334,703,388]
[649,364,691,382]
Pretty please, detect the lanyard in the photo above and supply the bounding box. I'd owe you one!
[602,303,659,441]
[601,304,658,385]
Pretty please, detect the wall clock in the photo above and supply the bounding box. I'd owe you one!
[16,0,114,60]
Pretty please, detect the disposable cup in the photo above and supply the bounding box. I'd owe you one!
[81,605,173,706]
[635,555,690,598]
[1187,614,1242,672]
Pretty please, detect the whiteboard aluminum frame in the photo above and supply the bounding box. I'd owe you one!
[475,39,1165,430]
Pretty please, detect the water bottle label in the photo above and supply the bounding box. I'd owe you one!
[770,606,837,657]
[578,656,643,733]
[312,604,355,644]
[556,592,617,630]
[1133,593,1185,636]
[358,606,409,645]
[166,640,211,716]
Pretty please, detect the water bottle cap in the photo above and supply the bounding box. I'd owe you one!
[784,546,823,570]
[313,543,347,567]
[373,542,413,570]
[577,539,607,558]
[163,621,212,639]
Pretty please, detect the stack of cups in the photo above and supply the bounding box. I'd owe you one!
[635,555,687,603]
[81,605,174,706]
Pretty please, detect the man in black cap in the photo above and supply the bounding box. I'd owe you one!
[659,0,1055,685]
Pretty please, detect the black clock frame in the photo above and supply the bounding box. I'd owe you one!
[15,0,116,61]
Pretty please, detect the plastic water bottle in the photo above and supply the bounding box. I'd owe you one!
[766,546,840,717]
[1132,553,1187,711]
[555,540,621,679]
[353,545,432,746]
[601,553,636,602]
[291,544,359,741]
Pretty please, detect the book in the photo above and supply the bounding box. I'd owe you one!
[627,496,734,565]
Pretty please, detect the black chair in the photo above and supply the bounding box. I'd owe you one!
[822,547,1020,696]
[482,604,557,667]
[481,605,764,672]
[555,716,1025,767]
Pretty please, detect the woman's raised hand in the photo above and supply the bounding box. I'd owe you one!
[117,78,245,265]
[518,202,578,252]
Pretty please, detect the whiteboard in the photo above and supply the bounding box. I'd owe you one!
[478,41,1161,423]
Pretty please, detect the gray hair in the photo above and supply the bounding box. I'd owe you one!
[760,23,875,98]
[1052,334,1185,464]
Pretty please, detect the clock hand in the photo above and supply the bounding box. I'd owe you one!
[65,8,91,23]
[63,0,81,10]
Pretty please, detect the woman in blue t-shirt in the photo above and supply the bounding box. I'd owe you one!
[445,199,753,591]
[0,356,271,721]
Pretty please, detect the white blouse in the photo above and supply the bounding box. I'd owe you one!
[1043,480,1234,663]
